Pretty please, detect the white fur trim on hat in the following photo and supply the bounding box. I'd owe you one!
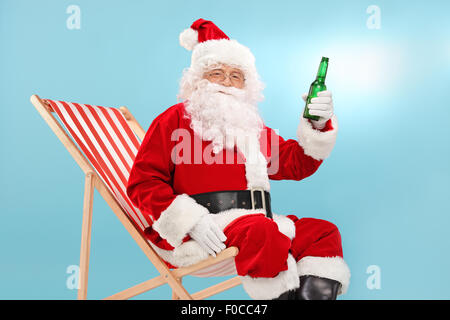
[297,256,351,295]
[179,28,198,51]
[240,254,299,300]
[297,114,338,160]
[152,193,208,248]
[191,38,256,73]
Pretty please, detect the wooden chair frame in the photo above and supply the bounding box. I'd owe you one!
[30,94,241,300]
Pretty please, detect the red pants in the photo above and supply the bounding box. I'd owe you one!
[223,214,344,278]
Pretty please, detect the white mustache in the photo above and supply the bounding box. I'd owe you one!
[201,81,246,100]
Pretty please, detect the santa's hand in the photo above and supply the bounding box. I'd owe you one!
[302,90,334,130]
[188,214,227,257]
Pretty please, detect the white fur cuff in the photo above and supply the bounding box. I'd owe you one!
[297,256,351,295]
[297,115,338,160]
[152,194,208,248]
[240,254,299,300]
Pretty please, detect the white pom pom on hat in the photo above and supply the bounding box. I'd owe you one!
[179,27,198,51]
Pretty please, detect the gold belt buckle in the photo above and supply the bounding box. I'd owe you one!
[250,187,266,212]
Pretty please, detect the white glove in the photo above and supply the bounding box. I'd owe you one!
[188,214,227,257]
[302,90,334,130]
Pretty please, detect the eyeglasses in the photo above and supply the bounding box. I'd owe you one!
[204,69,246,86]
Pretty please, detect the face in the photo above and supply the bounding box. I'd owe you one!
[202,64,246,89]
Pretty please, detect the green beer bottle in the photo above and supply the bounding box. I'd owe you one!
[303,57,329,121]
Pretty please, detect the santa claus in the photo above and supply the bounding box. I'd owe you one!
[126,18,350,300]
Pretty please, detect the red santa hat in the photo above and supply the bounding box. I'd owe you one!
[179,18,257,75]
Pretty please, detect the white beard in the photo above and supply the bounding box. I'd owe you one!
[184,80,264,154]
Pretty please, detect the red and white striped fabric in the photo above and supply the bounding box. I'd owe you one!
[46,99,236,277]
[46,99,151,232]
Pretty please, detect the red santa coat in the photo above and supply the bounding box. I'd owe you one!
[126,102,338,268]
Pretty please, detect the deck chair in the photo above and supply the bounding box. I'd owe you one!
[30,94,241,300]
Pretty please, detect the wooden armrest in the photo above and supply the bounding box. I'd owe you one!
[172,246,239,278]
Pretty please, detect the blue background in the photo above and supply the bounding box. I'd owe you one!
[1,0,449,299]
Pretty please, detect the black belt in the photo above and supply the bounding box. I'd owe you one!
[191,189,273,219]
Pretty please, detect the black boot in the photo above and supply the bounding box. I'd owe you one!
[272,289,296,300]
[296,275,341,300]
